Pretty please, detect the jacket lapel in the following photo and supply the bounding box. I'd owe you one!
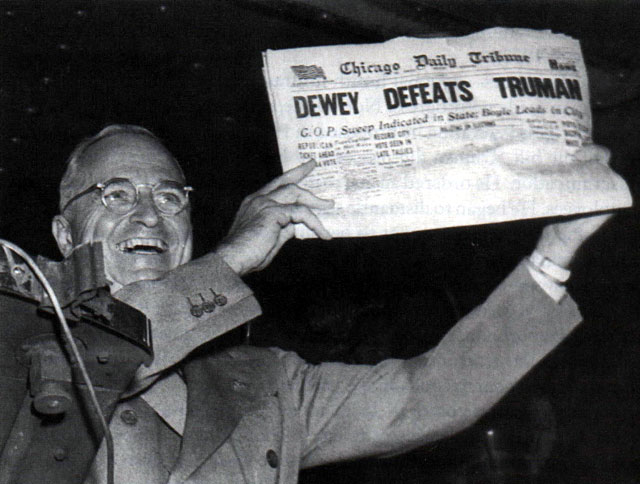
[169,357,241,481]
[169,351,279,482]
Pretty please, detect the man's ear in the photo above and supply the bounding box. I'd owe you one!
[52,215,74,257]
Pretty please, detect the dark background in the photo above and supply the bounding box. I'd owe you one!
[1,1,639,482]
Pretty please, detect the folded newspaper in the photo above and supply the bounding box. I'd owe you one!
[262,28,631,238]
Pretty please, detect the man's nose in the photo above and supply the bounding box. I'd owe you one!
[128,192,160,227]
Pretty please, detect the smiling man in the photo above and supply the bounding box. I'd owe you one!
[49,124,614,484]
[53,126,194,291]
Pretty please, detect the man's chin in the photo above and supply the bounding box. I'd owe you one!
[108,267,172,289]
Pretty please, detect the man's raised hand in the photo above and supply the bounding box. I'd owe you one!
[535,145,615,268]
[216,160,334,275]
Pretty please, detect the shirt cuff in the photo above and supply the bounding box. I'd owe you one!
[526,250,571,303]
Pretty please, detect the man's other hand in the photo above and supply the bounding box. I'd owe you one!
[535,145,615,268]
[216,160,334,275]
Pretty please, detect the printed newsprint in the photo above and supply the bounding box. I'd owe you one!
[263,28,632,238]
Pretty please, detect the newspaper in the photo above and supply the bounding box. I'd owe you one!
[262,28,631,238]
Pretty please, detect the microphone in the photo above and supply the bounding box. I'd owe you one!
[0,241,152,484]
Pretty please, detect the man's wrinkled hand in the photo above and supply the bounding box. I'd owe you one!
[535,145,614,268]
[216,160,334,276]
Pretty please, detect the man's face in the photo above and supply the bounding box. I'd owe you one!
[57,133,193,289]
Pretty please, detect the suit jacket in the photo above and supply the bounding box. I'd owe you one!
[86,257,581,483]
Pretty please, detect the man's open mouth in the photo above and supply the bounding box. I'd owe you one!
[116,238,168,255]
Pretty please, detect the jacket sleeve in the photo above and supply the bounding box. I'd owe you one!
[114,252,262,383]
[272,261,582,468]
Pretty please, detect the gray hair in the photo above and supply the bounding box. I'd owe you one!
[58,124,184,212]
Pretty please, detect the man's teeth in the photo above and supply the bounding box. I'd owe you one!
[116,238,168,254]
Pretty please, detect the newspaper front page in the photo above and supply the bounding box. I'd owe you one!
[263,28,631,238]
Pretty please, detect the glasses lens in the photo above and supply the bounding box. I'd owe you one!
[152,181,189,215]
[102,179,137,214]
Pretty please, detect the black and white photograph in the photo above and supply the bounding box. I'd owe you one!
[1,1,639,483]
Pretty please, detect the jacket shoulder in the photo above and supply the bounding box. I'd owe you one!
[220,344,282,361]
[187,345,289,399]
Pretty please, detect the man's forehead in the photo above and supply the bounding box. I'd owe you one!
[80,132,185,182]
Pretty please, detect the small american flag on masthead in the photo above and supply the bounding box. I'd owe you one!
[290,65,327,80]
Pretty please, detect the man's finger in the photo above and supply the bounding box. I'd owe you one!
[574,144,611,165]
[271,204,332,240]
[257,160,316,195]
[267,184,334,209]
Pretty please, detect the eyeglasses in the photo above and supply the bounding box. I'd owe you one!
[62,178,193,215]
